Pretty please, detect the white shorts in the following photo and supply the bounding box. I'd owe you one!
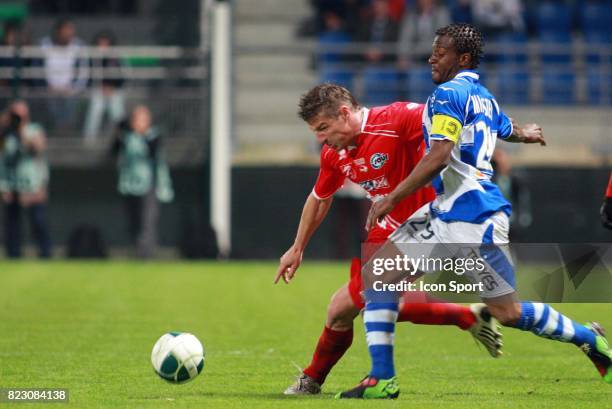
[389,203,516,299]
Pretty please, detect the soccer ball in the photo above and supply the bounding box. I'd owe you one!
[151,332,205,383]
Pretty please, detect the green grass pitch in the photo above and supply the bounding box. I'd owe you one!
[0,261,610,408]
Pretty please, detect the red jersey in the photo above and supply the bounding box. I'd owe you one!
[607,172,612,198]
[312,102,436,233]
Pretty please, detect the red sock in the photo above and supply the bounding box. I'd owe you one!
[303,326,353,385]
[398,294,476,330]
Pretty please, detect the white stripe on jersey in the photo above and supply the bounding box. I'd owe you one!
[364,123,392,127]
[361,131,399,138]
[385,214,402,230]
[363,129,397,135]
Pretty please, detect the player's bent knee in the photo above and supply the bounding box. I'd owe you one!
[326,286,359,331]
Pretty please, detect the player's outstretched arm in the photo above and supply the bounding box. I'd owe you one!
[366,139,454,231]
[505,119,546,146]
[274,193,333,284]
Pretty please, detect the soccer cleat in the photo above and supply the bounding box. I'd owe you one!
[334,376,399,399]
[582,322,612,384]
[469,303,503,358]
[283,374,321,395]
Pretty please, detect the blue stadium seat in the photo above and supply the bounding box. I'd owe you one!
[536,1,573,64]
[361,66,402,106]
[586,67,612,105]
[448,0,473,25]
[536,1,572,41]
[406,66,434,103]
[579,2,612,64]
[494,67,530,104]
[495,33,529,64]
[319,64,354,89]
[317,30,352,65]
[316,30,354,89]
[580,2,611,43]
[541,69,575,105]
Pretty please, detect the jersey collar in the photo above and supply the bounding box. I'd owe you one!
[360,107,370,132]
[455,70,479,81]
[345,107,370,152]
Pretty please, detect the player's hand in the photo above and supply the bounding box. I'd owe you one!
[520,123,546,145]
[274,246,303,284]
[511,119,546,146]
[366,196,395,231]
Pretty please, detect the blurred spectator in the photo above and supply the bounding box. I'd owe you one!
[301,0,368,38]
[317,11,353,66]
[110,105,174,259]
[83,30,126,142]
[40,18,89,131]
[357,0,400,64]
[316,10,355,88]
[343,0,371,37]
[450,0,473,24]
[0,100,51,258]
[387,0,407,23]
[471,0,525,39]
[0,21,33,94]
[397,0,451,69]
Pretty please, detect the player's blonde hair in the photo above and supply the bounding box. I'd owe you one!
[298,83,360,122]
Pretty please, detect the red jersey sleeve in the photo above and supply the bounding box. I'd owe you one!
[389,102,425,143]
[312,146,345,200]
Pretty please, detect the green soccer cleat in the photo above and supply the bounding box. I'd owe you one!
[582,322,612,384]
[334,376,399,399]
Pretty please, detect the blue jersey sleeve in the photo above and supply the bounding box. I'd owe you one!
[429,82,468,143]
[431,83,468,124]
[497,109,513,140]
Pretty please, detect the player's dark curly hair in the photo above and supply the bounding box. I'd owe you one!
[298,83,359,122]
[435,23,484,68]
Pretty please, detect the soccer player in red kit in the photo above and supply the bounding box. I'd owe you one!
[602,172,612,229]
[275,84,502,395]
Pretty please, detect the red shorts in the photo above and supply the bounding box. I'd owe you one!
[347,226,390,310]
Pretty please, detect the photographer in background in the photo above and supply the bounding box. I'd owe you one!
[109,105,173,258]
[0,100,51,258]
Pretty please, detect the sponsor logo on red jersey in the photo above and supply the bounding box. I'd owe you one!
[359,175,390,192]
[370,153,388,169]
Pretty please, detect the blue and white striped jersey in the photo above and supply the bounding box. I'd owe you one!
[422,70,513,224]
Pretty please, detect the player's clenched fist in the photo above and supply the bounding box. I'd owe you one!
[510,118,546,146]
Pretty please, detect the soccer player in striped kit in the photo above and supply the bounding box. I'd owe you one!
[339,23,612,399]
[276,84,502,395]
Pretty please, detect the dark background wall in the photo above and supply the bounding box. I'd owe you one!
[0,166,208,250]
[0,166,609,258]
[231,166,612,260]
